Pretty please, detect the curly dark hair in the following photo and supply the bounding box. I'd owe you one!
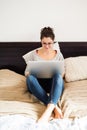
[40,27,55,40]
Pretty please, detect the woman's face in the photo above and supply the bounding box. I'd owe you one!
[41,37,54,50]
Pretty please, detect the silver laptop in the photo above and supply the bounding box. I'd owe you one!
[27,61,64,78]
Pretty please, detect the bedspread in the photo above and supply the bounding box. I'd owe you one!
[61,79,87,118]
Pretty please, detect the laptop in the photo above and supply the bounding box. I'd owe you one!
[27,61,64,78]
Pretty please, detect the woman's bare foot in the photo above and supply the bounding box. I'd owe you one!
[48,112,55,121]
[37,104,63,123]
[37,103,55,123]
[53,105,63,119]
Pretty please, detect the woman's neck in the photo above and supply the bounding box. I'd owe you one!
[36,48,57,60]
[41,48,53,54]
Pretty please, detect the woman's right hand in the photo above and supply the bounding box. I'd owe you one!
[25,72,30,77]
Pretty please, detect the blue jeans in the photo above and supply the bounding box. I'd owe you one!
[26,73,64,105]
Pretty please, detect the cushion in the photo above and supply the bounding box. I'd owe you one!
[65,56,87,82]
[53,42,60,51]
[0,69,39,103]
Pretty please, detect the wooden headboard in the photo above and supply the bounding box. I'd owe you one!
[0,42,87,75]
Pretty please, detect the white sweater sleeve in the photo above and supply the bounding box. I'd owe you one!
[22,50,35,75]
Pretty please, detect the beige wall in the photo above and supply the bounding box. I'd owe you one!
[0,0,87,42]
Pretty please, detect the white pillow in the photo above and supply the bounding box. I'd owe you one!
[65,56,87,82]
[53,42,60,52]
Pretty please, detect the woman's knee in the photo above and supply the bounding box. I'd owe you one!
[53,72,62,80]
[27,75,35,83]
[53,73,64,88]
[26,75,36,92]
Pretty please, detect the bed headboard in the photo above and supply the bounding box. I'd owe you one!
[0,42,87,75]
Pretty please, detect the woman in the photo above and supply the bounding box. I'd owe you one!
[23,27,65,123]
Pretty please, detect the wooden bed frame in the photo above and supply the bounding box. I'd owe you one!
[0,42,87,75]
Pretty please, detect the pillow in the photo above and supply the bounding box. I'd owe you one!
[65,56,87,82]
[0,69,39,103]
[22,42,60,64]
[53,42,60,52]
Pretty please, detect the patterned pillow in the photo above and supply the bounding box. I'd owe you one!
[65,56,87,82]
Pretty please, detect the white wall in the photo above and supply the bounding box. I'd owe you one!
[0,0,87,42]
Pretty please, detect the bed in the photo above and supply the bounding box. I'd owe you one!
[0,42,87,130]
